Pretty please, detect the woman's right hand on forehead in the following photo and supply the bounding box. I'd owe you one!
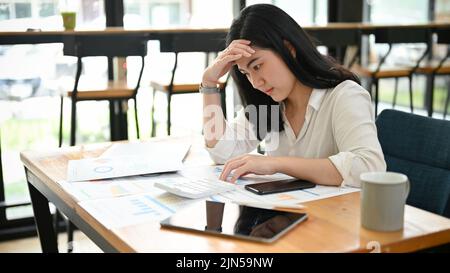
[201,39,255,87]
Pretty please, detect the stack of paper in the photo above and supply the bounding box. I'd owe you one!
[67,141,190,182]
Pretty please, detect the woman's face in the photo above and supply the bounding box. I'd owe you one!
[234,47,297,102]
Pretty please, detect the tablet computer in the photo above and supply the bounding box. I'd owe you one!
[160,200,307,243]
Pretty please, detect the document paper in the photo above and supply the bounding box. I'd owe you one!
[66,141,190,182]
[76,165,359,229]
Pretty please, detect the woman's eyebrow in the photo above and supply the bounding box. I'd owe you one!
[238,57,261,73]
[246,57,260,68]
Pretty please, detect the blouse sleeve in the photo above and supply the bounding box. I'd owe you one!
[328,82,387,187]
[205,108,261,164]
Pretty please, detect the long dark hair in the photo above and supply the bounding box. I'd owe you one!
[226,4,360,140]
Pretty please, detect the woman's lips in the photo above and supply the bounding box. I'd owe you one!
[264,88,274,95]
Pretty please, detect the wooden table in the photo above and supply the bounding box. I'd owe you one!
[1,22,450,44]
[20,137,450,253]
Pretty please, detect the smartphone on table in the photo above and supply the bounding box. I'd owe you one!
[245,178,316,195]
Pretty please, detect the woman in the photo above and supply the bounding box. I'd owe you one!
[200,4,386,187]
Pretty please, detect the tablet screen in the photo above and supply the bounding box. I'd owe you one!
[160,200,307,243]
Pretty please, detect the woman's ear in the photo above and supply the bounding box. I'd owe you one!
[283,40,296,58]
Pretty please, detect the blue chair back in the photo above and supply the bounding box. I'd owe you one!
[376,109,450,217]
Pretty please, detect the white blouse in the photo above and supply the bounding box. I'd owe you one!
[205,80,386,187]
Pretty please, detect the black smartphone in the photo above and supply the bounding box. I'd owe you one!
[245,178,316,195]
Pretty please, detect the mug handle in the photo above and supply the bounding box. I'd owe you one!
[404,179,410,201]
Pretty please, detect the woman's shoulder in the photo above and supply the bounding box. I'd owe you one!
[327,80,371,102]
[332,80,367,94]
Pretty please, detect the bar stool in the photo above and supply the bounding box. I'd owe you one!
[416,27,450,118]
[57,33,147,252]
[352,27,431,116]
[59,33,148,146]
[150,33,228,136]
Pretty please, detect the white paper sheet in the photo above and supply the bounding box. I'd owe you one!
[63,173,183,201]
[100,140,191,162]
[66,155,183,182]
[79,192,203,228]
[217,184,360,207]
[66,140,191,182]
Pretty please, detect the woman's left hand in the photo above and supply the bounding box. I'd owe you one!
[219,154,278,183]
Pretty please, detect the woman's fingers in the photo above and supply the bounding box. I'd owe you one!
[220,154,248,180]
[219,40,254,58]
[228,39,250,46]
[230,42,256,53]
[217,53,243,65]
[219,47,251,59]
[203,53,242,83]
[214,54,242,77]
[220,44,255,58]
[230,165,250,183]
[202,39,254,88]
[220,158,245,181]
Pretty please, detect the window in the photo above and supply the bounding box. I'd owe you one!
[14,2,31,18]
[247,0,328,25]
[124,0,233,28]
[149,3,180,26]
[124,0,188,27]
[0,3,10,20]
[39,2,56,17]
[369,0,429,23]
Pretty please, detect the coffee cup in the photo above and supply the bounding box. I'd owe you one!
[360,172,410,232]
[61,11,76,30]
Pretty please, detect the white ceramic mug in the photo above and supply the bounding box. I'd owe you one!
[360,172,410,232]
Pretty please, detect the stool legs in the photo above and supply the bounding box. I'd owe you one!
[408,75,414,113]
[67,221,75,253]
[444,77,450,119]
[57,96,77,252]
[374,78,379,117]
[58,96,64,147]
[426,74,435,117]
[151,90,156,137]
[392,77,399,108]
[167,92,172,136]
[68,98,77,252]
[133,97,140,139]
[53,210,60,249]
[69,99,77,146]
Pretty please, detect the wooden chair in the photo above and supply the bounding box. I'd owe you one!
[59,34,148,146]
[150,33,228,136]
[352,27,431,116]
[415,27,450,118]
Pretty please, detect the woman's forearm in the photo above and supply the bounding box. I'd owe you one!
[273,157,343,186]
[201,40,254,149]
[203,93,226,148]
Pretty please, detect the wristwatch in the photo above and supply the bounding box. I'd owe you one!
[199,83,220,94]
